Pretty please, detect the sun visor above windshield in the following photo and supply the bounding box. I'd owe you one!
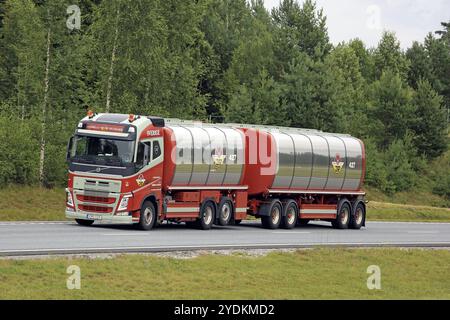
[76,121,137,140]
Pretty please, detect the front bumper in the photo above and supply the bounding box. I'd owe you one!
[65,209,134,224]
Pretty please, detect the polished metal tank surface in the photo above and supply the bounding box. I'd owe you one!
[166,122,364,192]
[167,125,245,186]
[268,129,363,192]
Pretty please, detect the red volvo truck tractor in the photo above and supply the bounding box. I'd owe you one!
[66,112,366,230]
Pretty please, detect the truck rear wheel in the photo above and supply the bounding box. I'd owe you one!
[75,219,94,226]
[197,201,215,230]
[332,200,351,229]
[217,197,233,226]
[261,201,282,229]
[137,201,156,230]
[281,200,298,229]
[350,202,366,230]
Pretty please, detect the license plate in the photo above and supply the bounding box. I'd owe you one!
[86,214,102,220]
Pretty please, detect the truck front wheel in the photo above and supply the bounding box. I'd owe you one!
[137,201,156,230]
[75,219,94,226]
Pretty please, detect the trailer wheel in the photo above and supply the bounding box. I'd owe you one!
[75,219,94,226]
[261,201,282,229]
[281,200,298,229]
[137,201,156,230]
[332,200,351,229]
[198,201,215,230]
[217,197,233,226]
[350,202,366,230]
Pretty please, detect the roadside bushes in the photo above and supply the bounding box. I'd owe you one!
[0,113,40,186]
[365,137,424,195]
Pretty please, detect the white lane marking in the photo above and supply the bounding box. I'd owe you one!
[272,232,311,234]
[368,221,450,225]
[407,231,439,234]
[2,242,450,255]
[0,221,70,226]
[102,233,150,236]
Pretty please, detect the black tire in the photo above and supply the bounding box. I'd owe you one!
[261,201,282,229]
[297,219,310,226]
[234,219,242,225]
[332,200,351,229]
[137,201,157,230]
[217,197,233,226]
[197,201,215,230]
[75,219,94,226]
[280,200,298,229]
[350,202,366,230]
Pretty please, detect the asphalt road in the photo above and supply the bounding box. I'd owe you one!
[0,220,450,256]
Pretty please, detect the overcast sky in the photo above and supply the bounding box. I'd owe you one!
[263,0,450,49]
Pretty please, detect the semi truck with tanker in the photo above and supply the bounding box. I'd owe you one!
[65,112,366,230]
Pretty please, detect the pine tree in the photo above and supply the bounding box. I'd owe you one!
[411,79,447,158]
[272,0,331,78]
[406,41,432,89]
[373,31,410,80]
[368,70,415,149]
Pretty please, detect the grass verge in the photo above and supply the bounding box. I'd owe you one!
[0,186,448,222]
[367,201,450,222]
[0,186,65,221]
[0,249,449,299]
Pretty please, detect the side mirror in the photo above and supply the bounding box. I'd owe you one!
[66,136,74,162]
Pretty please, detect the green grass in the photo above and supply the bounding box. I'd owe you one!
[365,186,449,208]
[0,186,65,221]
[0,249,449,299]
[0,186,448,222]
[367,201,450,222]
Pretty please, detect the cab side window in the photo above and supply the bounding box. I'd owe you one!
[136,142,151,168]
[152,140,161,160]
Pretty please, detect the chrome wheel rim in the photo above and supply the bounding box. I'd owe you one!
[144,207,153,225]
[221,203,231,222]
[204,206,213,225]
[355,207,363,225]
[340,206,349,225]
[271,206,280,225]
[287,206,296,225]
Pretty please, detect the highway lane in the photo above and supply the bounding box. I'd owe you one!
[0,220,450,256]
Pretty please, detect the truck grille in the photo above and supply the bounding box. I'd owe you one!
[78,205,112,213]
[77,195,115,204]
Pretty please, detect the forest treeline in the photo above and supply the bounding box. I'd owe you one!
[0,0,449,201]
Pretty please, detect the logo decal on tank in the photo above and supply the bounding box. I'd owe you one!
[136,174,146,187]
[212,147,226,170]
[332,154,344,174]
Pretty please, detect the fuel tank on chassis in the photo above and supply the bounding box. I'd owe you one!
[162,124,365,196]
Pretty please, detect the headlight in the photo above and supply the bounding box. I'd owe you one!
[118,195,132,211]
[66,190,74,207]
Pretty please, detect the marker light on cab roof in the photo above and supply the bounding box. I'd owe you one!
[87,110,95,119]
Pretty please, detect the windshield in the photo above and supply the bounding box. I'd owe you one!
[69,135,135,167]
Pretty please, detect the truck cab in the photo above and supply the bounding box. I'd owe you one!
[66,112,165,228]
